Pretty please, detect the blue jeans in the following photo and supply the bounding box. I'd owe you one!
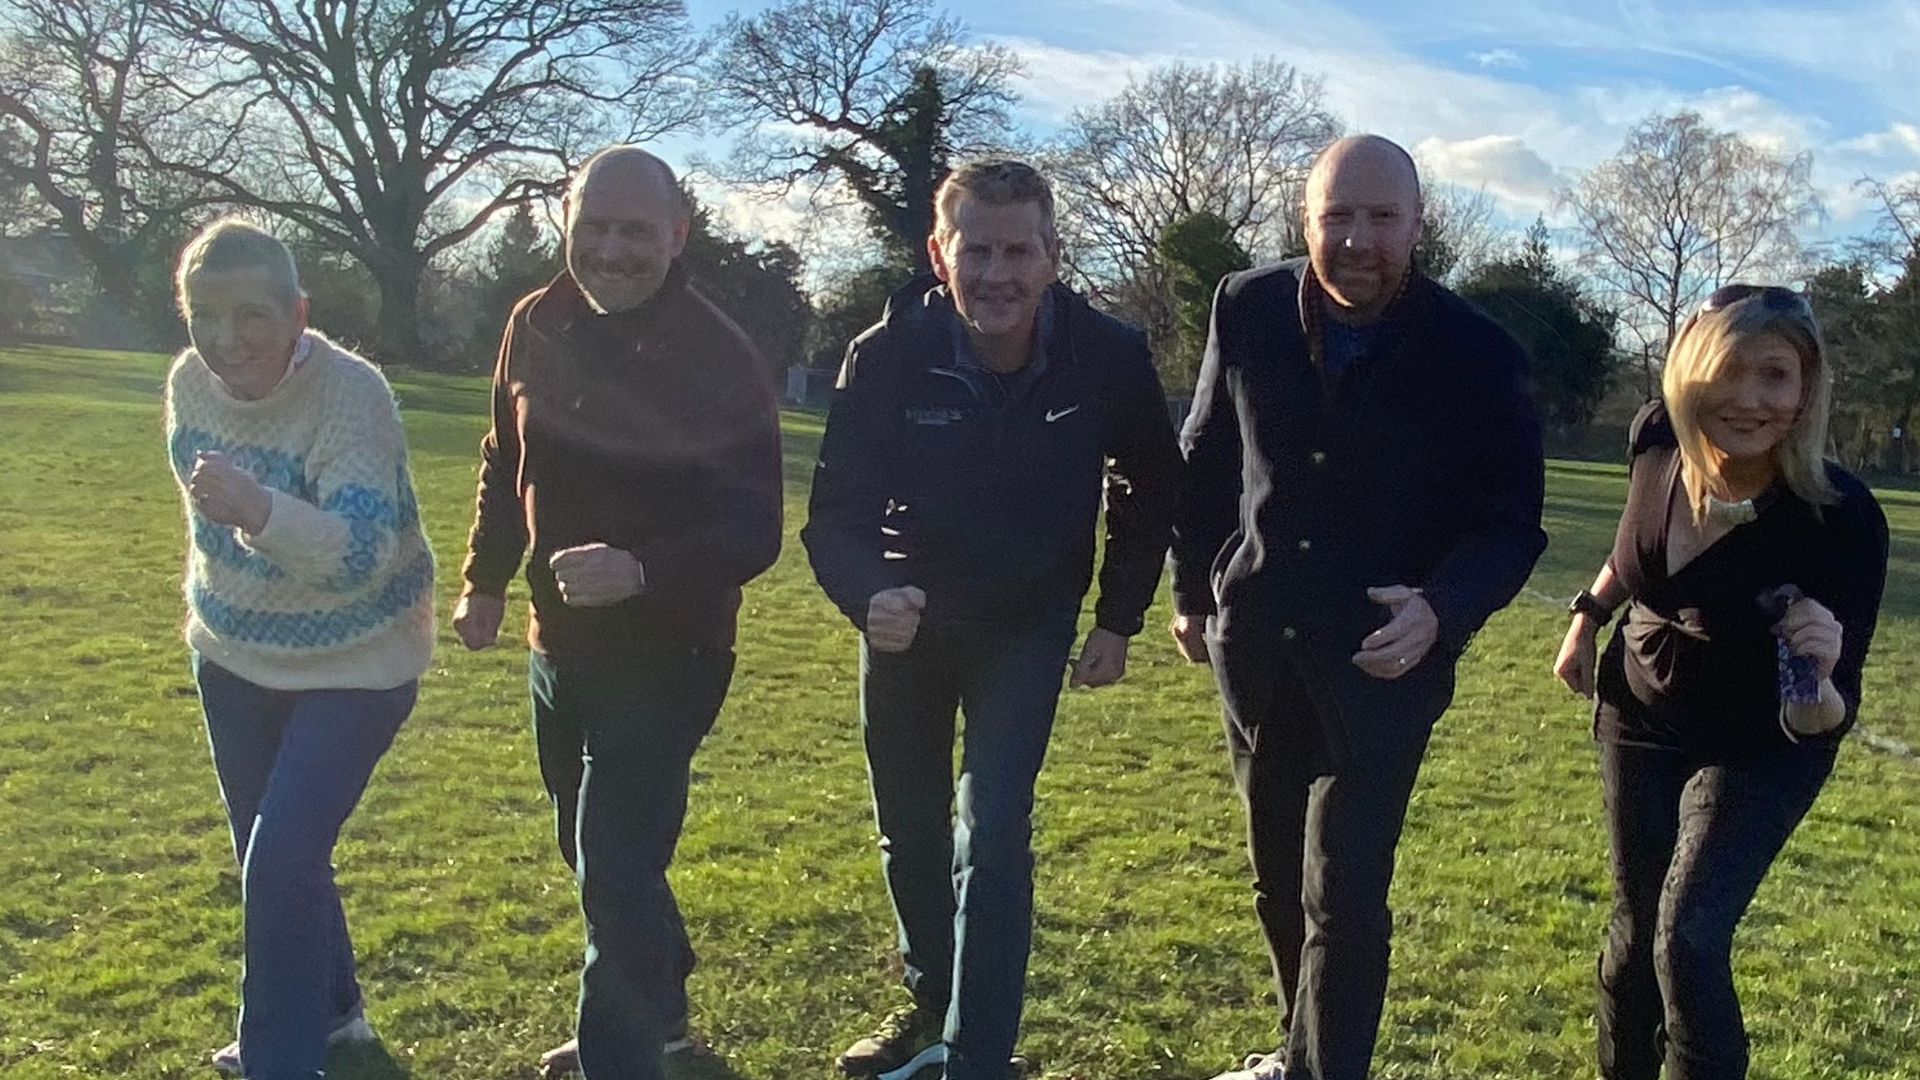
[529,643,736,1080]
[193,655,414,1080]
[859,617,1078,1080]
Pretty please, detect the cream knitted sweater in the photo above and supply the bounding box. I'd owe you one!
[164,332,435,691]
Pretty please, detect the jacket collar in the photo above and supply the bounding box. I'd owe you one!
[880,273,1083,363]
[526,262,691,337]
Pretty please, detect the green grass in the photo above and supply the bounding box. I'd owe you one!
[1,344,1915,1080]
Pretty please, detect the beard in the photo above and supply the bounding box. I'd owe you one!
[1317,251,1408,315]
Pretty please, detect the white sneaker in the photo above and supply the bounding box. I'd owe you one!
[1207,1050,1286,1080]
[209,1011,378,1074]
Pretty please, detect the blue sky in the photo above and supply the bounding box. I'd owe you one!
[681,0,1920,251]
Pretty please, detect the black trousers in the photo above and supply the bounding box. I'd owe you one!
[1596,740,1834,1080]
[1209,630,1453,1080]
[528,642,736,1080]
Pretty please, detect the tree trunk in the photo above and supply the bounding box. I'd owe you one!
[370,257,424,366]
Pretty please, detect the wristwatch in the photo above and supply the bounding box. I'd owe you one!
[1568,589,1613,624]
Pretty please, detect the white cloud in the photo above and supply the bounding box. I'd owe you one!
[1001,38,1145,121]
[1840,122,1920,160]
[1413,135,1564,213]
[1686,86,1822,156]
[1468,47,1525,70]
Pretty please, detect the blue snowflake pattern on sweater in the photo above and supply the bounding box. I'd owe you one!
[168,427,318,502]
[318,471,421,592]
[190,550,434,648]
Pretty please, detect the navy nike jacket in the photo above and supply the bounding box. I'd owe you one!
[802,275,1181,636]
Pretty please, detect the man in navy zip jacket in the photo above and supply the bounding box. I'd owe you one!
[803,160,1180,1080]
[1170,136,1547,1080]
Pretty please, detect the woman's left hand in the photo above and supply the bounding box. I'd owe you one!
[1775,594,1844,682]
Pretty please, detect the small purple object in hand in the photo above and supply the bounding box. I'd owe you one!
[1758,585,1821,705]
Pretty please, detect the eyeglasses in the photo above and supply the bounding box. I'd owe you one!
[1698,283,1812,317]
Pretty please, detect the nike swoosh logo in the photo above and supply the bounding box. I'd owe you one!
[1045,405,1080,422]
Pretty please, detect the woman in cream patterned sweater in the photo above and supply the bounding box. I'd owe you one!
[163,218,433,1080]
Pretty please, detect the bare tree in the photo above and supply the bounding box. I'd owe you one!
[147,0,704,363]
[1563,110,1818,394]
[706,0,1020,272]
[1858,174,1920,266]
[0,0,230,346]
[1414,181,1503,285]
[1045,58,1341,358]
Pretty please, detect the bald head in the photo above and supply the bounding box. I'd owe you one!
[1304,135,1423,323]
[563,145,690,314]
[567,145,683,211]
[1306,135,1421,205]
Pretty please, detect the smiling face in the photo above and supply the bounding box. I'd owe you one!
[1694,330,1807,465]
[929,193,1059,346]
[183,265,307,400]
[1304,137,1423,322]
[563,153,689,314]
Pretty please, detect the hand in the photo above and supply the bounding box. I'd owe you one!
[452,592,505,650]
[1352,585,1439,680]
[1553,616,1601,699]
[188,451,271,533]
[1170,613,1210,664]
[548,543,645,607]
[1071,627,1130,688]
[1774,593,1844,682]
[865,586,927,653]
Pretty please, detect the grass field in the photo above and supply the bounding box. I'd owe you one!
[1,344,1915,1080]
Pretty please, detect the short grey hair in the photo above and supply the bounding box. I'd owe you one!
[932,159,1059,252]
[175,217,303,316]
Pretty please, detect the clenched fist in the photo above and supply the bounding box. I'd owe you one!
[1169,613,1210,664]
[452,592,506,650]
[866,586,928,653]
[188,451,272,534]
[548,543,645,607]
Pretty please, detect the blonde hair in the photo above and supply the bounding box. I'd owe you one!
[175,217,303,317]
[932,159,1058,253]
[1662,294,1837,523]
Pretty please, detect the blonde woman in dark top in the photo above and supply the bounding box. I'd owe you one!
[1552,285,1889,1080]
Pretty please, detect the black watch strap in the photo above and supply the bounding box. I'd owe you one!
[1568,589,1613,623]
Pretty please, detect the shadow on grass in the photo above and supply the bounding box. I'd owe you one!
[329,1038,411,1079]
[667,1045,766,1080]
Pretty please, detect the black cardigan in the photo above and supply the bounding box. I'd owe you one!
[1171,258,1547,657]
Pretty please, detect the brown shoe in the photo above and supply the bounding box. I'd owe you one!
[836,1003,946,1080]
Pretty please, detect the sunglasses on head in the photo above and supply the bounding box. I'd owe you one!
[1698,283,1812,317]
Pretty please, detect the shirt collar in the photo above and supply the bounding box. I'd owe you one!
[260,331,315,394]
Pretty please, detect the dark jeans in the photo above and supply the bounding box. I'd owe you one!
[1208,632,1453,1080]
[859,616,1079,1080]
[1596,740,1835,1080]
[529,643,736,1080]
[194,655,415,1080]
